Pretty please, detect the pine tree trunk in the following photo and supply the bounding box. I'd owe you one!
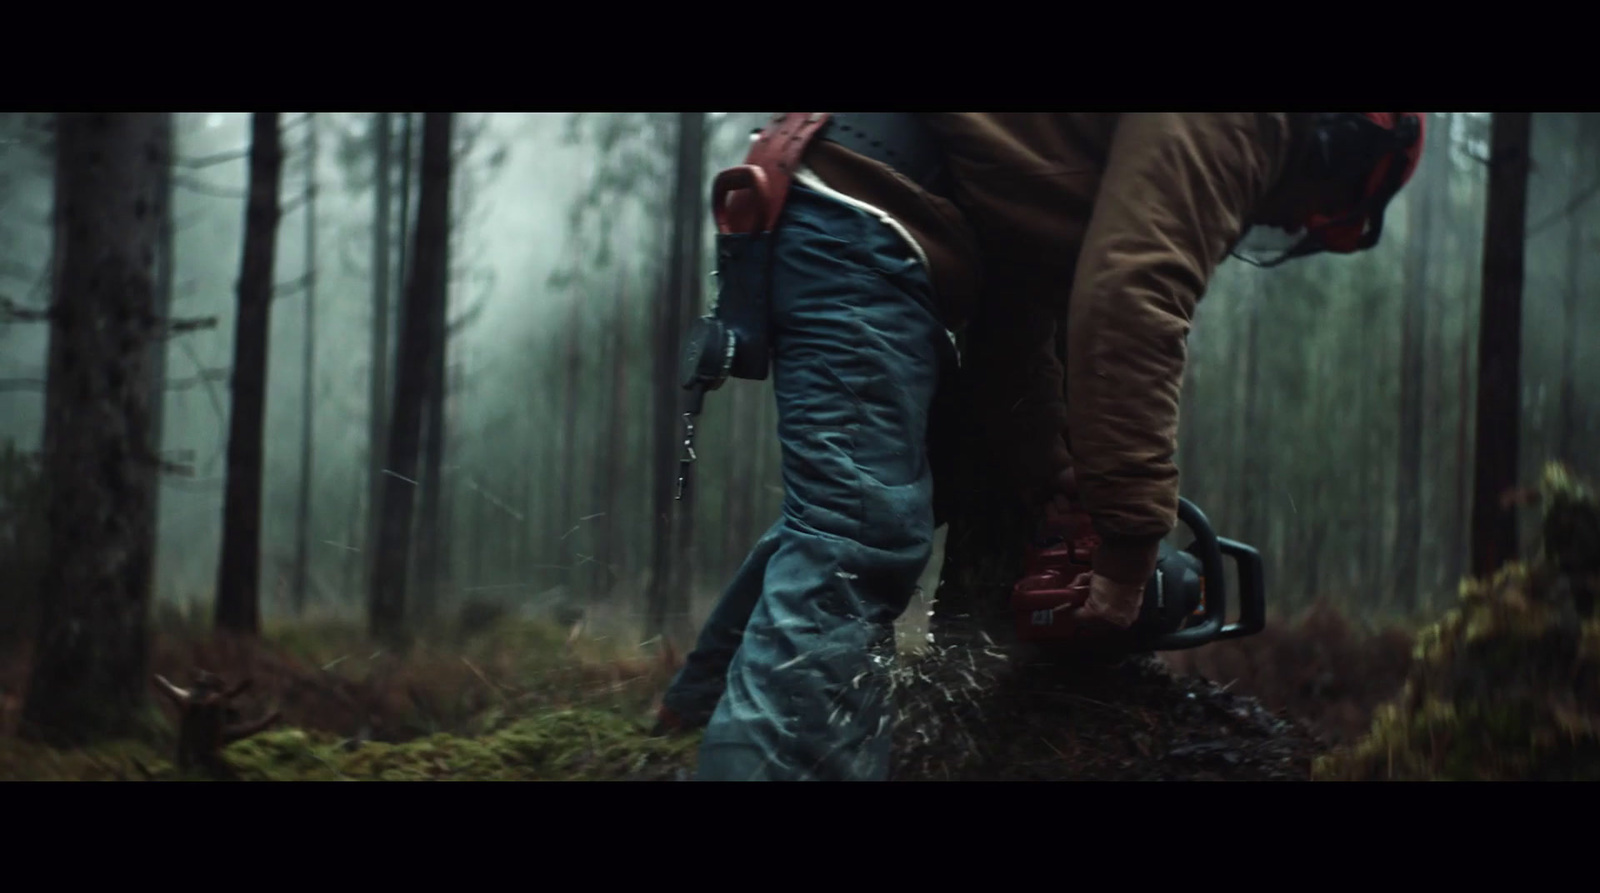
[414,140,451,623]
[1469,112,1532,578]
[1557,113,1591,470]
[560,294,582,593]
[21,112,170,744]
[671,113,705,633]
[396,113,414,316]
[147,113,175,590]
[370,112,452,645]
[596,274,630,601]
[291,114,319,616]
[214,113,284,636]
[365,112,392,595]
[1395,114,1438,611]
[645,113,705,647]
[1238,279,1264,547]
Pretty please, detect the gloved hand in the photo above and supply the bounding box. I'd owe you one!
[1061,570,1144,632]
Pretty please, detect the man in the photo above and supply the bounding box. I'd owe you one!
[656,112,1426,781]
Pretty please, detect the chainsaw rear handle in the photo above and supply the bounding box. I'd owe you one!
[1216,537,1266,640]
[1141,498,1227,651]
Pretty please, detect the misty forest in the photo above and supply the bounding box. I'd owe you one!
[1,111,1597,781]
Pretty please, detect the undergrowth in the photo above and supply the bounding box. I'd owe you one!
[1315,463,1600,780]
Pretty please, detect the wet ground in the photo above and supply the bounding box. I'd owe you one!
[890,644,1324,781]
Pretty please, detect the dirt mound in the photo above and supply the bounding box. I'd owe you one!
[890,642,1322,781]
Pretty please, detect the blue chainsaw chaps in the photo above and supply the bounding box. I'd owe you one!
[659,181,947,781]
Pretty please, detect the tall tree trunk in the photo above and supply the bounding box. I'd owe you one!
[214,113,284,636]
[1470,112,1533,578]
[560,293,582,593]
[22,112,170,744]
[414,141,451,623]
[1441,115,1472,593]
[645,268,682,643]
[343,476,360,604]
[672,113,706,628]
[370,112,452,645]
[646,112,705,647]
[1238,278,1264,548]
[1395,113,1438,612]
[1557,113,1592,469]
[148,113,175,588]
[291,114,319,616]
[596,273,630,600]
[1450,289,1473,588]
[365,112,392,594]
[397,114,414,289]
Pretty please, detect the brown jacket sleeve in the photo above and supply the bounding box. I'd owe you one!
[1067,113,1293,584]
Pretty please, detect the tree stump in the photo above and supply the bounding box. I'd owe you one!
[152,669,280,778]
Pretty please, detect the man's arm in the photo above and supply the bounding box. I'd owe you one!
[1066,112,1294,585]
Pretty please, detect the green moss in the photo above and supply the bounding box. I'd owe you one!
[5,706,702,781]
[0,736,171,781]
[219,709,700,781]
[1317,463,1600,781]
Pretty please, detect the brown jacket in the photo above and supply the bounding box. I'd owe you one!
[805,113,1307,585]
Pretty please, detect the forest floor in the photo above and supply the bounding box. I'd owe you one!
[0,598,1419,781]
[8,468,1597,780]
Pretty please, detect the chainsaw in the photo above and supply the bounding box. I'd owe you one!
[1011,496,1266,651]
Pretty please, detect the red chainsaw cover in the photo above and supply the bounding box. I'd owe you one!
[1012,495,1102,642]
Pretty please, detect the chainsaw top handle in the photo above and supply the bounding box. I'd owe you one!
[1139,498,1227,651]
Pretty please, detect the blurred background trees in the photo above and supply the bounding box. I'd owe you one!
[1,111,1596,680]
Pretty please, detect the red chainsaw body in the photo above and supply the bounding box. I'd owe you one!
[1011,497,1102,643]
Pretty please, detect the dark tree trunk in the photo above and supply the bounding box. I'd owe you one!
[560,293,582,591]
[1395,113,1439,611]
[365,112,392,594]
[1470,112,1532,578]
[147,113,175,575]
[596,274,630,600]
[22,113,170,745]
[396,113,414,319]
[214,113,284,637]
[1238,279,1265,549]
[1557,113,1593,471]
[414,146,451,623]
[291,114,319,616]
[645,112,705,647]
[645,266,680,643]
[370,112,452,645]
[343,482,359,603]
[1449,290,1473,587]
